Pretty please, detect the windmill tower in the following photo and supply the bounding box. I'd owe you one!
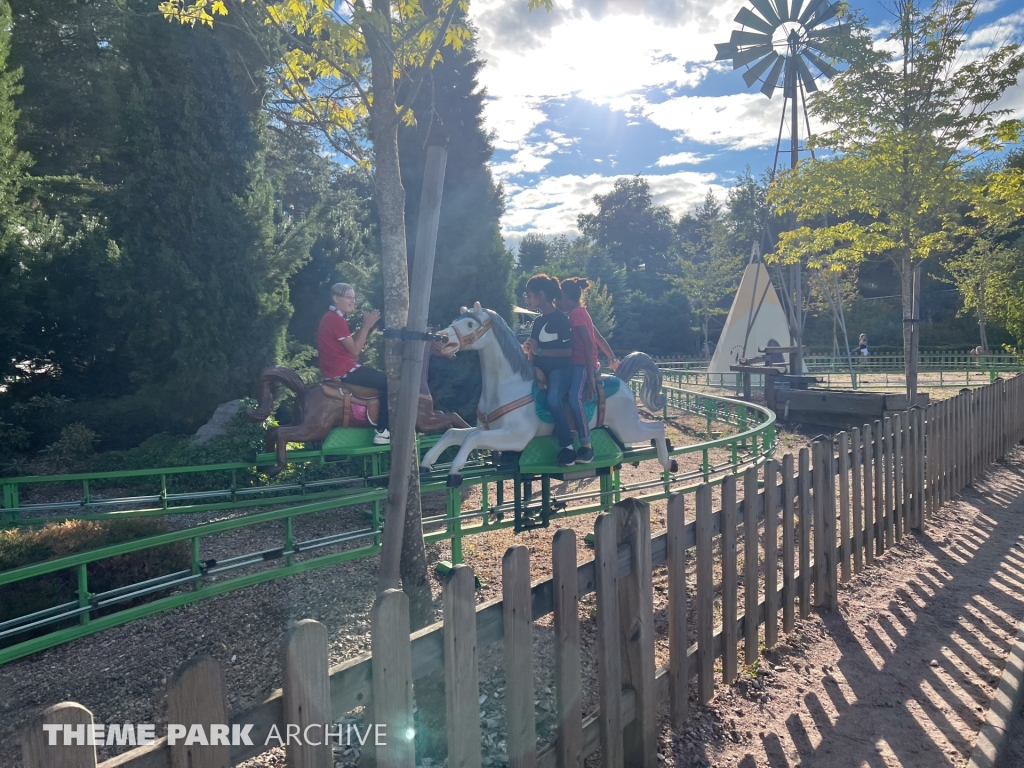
[714,0,845,373]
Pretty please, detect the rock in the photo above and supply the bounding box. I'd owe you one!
[194,400,245,444]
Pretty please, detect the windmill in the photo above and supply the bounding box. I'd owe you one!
[714,0,846,374]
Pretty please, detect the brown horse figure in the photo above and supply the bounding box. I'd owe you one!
[248,341,470,476]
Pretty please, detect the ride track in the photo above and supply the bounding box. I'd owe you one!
[0,368,778,666]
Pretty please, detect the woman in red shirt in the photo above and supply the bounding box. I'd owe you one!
[317,283,389,443]
[560,278,617,464]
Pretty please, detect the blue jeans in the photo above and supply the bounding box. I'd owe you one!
[568,365,592,445]
[545,366,573,448]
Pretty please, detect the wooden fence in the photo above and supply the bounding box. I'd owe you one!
[20,375,1024,768]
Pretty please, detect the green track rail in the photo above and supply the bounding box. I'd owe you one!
[0,383,775,665]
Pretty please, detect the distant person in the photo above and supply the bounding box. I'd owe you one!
[700,342,710,360]
[856,334,869,357]
[559,277,619,465]
[317,283,389,444]
[765,339,785,365]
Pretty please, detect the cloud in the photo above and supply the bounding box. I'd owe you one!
[502,169,725,238]
[471,0,724,56]
[639,92,800,150]
[653,151,714,166]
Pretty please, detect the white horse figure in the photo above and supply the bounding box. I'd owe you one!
[420,302,672,482]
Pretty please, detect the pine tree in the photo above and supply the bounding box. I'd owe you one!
[0,0,31,382]
[106,10,300,431]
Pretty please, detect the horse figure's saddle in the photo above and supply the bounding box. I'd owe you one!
[320,378,381,428]
[532,375,621,429]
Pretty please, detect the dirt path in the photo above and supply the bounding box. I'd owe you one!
[663,448,1024,768]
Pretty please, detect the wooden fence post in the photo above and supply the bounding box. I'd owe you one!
[781,455,796,633]
[594,512,623,768]
[798,448,812,618]
[926,405,937,519]
[812,441,827,608]
[862,424,874,567]
[893,413,904,543]
[552,530,582,768]
[285,620,332,768]
[883,416,894,550]
[743,466,760,664]
[721,474,738,683]
[919,406,928,530]
[667,493,688,729]
[503,546,537,768]
[910,408,925,532]
[695,484,715,705]
[851,426,863,575]
[21,702,97,768]
[616,498,656,768]
[372,590,415,768]
[444,566,482,768]
[763,460,779,648]
[838,433,851,583]
[819,440,838,611]
[167,657,230,768]
[873,420,885,556]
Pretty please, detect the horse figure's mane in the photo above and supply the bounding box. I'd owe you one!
[457,308,534,381]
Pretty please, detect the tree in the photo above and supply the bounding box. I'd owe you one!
[578,175,677,274]
[678,212,741,357]
[517,233,550,274]
[106,11,303,435]
[0,0,31,384]
[162,0,550,620]
[942,238,1017,352]
[769,0,1024,399]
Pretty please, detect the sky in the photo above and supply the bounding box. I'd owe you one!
[464,0,1024,252]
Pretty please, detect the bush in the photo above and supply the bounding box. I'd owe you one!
[0,518,190,647]
[44,422,99,472]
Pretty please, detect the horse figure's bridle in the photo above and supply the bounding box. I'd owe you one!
[448,313,533,430]
[449,315,493,350]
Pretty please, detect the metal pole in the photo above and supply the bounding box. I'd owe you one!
[378,146,447,593]
[789,48,803,375]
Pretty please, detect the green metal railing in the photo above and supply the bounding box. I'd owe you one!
[0,384,775,665]
[804,351,1024,372]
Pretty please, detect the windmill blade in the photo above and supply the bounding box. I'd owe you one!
[734,43,774,68]
[803,47,840,79]
[734,7,775,34]
[760,54,787,98]
[715,42,738,61]
[730,29,773,47]
[772,0,789,21]
[798,0,828,24]
[743,51,780,87]
[806,39,839,59]
[750,0,782,27]
[794,54,819,93]
[806,24,847,39]
[805,2,839,29]
[790,0,805,20]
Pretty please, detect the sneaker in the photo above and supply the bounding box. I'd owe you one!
[373,429,391,445]
[576,445,594,464]
[557,447,576,466]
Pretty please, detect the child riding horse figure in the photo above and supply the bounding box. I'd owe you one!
[419,301,673,484]
[247,283,468,477]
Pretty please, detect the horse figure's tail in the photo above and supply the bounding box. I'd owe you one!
[247,366,309,422]
[615,352,666,412]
